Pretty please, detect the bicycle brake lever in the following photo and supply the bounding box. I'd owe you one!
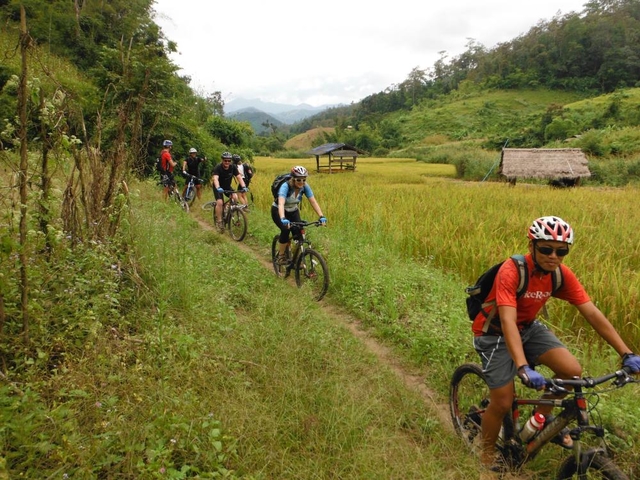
[613,371,634,387]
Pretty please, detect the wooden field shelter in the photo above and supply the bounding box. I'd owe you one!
[306,143,366,173]
[499,148,591,186]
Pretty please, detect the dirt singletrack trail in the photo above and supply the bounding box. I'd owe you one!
[195,216,529,479]
[194,217,452,424]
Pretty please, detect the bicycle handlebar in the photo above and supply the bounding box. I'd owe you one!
[288,220,323,228]
[183,173,205,184]
[544,366,637,395]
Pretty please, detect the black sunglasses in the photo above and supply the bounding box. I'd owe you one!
[535,245,570,257]
[294,177,307,183]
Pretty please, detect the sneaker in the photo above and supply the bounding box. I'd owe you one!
[216,221,225,233]
[276,254,289,265]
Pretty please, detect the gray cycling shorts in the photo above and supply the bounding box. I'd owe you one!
[473,320,566,389]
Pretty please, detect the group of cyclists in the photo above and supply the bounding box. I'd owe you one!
[158,142,327,249]
[159,140,640,478]
[158,141,254,230]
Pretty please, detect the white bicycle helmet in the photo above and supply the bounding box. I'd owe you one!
[291,166,308,177]
[528,216,574,244]
[163,140,173,147]
[189,147,197,154]
[221,151,232,159]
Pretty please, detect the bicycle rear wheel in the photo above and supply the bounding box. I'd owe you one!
[450,363,489,445]
[226,207,247,241]
[294,248,329,301]
[556,449,628,479]
[173,191,189,213]
[450,363,517,463]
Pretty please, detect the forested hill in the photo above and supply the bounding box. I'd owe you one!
[291,0,640,162]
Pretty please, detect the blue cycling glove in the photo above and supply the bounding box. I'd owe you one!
[241,187,248,192]
[281,218,290,227]
[517,365,545,390]
[319,216,327,225]
[622,353,640,373]
[216,187,223,193]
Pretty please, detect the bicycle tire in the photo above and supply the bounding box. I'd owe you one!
[294,248,329,301]
[556,449,628,480]
[185,186,195,206]
[450,363,517,463]
[172,190,189,213]
[178,196,189,213]
[227,208,247,241]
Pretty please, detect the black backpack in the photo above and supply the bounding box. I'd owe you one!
[155,157,166,175]
[271,173,291,199]
[465,255,563,323]
[244,163,254,181]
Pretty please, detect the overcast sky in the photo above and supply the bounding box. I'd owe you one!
[153,0,587,107]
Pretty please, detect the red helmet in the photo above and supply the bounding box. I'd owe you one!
[528,216,574,244]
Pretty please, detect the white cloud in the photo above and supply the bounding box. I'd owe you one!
[154,0,587,107]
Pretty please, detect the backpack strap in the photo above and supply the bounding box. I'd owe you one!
[550,266,563,293]
[481,255,528,332]
[539,266,563,320]
[511,254,528,298]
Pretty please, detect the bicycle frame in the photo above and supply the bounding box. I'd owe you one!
[450,363,637,477]
[271,220,329,301]
[220,190,248,241]
[285,225,311,273]
[183,174,203,204]
[504,383,594,465]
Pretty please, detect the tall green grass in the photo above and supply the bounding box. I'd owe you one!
[4,159,639,478]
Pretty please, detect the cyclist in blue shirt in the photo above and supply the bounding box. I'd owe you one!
[272,166,326,264]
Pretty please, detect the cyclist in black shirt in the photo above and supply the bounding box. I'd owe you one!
[210,151,247,231]
[181,148,206,201]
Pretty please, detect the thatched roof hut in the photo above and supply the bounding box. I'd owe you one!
[306,143,366,173]
[499,148,591,183]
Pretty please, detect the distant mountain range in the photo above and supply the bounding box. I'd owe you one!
[225,98,341,133]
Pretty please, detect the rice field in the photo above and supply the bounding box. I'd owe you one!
[250,156,640,345]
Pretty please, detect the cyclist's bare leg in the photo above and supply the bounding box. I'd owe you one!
[535,347,581,415]
[481,383,513,466]
[215,198,224,224]
[196,184,202,200]
[529,347,580,447]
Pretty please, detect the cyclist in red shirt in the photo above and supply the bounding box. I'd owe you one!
[474,216,640,473]
[160,140,177,200]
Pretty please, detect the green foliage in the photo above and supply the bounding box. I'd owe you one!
[205,116,253,149]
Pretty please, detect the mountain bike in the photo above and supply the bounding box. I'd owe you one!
[201,190,248,240]
[271,220,329,301]
[182,173,204,207]
[449,363,638,479]
[159,175,189,212]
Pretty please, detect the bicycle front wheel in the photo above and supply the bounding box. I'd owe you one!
[185,186,195,206]
[556,449,628,480]
[294,248,329,301]
[227,208,247,241]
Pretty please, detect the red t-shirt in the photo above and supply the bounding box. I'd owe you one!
[472,254,590,336]
[161,150,174,173]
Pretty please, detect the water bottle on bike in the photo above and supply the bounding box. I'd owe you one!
[519,412,545,442]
